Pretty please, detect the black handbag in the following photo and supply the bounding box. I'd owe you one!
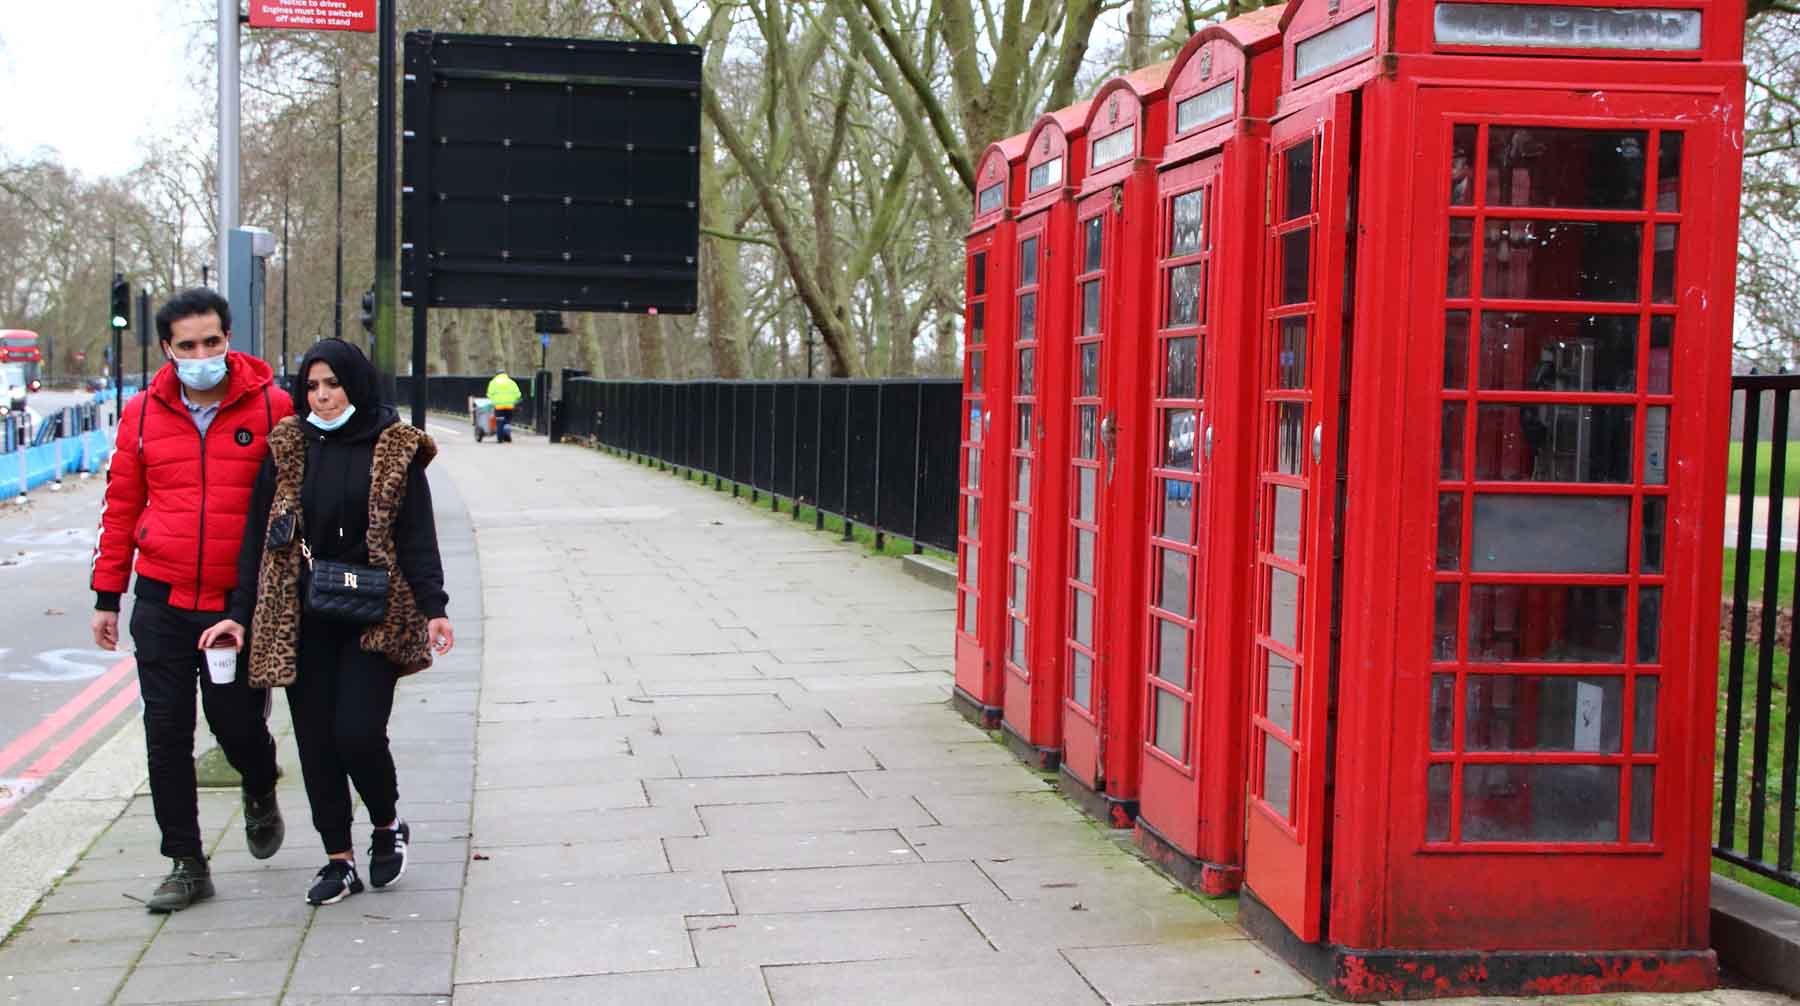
[299,538,389,625]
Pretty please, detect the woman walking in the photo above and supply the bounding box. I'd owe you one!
[203,339,453,906]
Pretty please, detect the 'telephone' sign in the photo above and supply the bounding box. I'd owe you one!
[249,0,376,33]
[1433,3,1702,50]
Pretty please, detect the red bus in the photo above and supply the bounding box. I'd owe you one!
[0,330,42,410]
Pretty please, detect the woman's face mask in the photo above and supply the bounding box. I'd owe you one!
[306,403,357,432]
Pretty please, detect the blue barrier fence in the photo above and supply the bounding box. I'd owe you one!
[0,428,112,498]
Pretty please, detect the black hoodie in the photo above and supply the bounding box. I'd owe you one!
[229,340,449,627]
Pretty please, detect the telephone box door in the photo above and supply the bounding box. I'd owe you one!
[956,238,999,708]
[1243,93,1356,943]
[1003,218,1052,742]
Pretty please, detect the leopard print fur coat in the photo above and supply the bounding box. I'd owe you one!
[247,418,438,686]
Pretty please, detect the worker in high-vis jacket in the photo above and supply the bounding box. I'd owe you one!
[485,371,522,444]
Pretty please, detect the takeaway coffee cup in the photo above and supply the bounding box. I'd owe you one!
[204,645,238,685]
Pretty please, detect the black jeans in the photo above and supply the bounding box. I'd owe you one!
[130,598,279,860]
[495,408,513,442]
[286,615,400,855]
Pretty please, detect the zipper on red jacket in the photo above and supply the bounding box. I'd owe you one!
[152,392,213,607]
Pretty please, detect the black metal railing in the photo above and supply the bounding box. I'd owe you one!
[396,374,537,428]
[561,379,961,554]
[1719,373,1800,887]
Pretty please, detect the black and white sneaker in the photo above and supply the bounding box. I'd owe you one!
[306,859,364,906]
[369,821,410,889]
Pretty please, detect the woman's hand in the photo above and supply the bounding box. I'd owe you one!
[199,619,245,650]
[427,617,455,656]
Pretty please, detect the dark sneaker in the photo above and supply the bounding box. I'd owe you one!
[369,821,410,889]
[145,857,214,913]
[244,788,285,860]
[306,860,363,906]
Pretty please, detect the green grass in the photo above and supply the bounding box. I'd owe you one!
[1723,546,1797,605]
[1715,638,1800,907]
[1728,440,1800,499]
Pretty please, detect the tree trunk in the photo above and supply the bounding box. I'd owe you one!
[635,314,668,379]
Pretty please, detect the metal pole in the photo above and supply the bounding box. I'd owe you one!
[372,0,398,404]
[334,62,345,343]
[138,290,149,388]
[281,182,290,380]
[217,0,238,294]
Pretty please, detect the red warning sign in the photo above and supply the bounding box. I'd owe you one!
[249,0,376,33]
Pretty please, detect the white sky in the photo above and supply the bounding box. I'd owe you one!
[0,1,205,180]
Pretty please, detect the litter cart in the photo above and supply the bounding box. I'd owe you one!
[470,397,496,442]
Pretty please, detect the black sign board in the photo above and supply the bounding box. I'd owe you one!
[401,31,702,314]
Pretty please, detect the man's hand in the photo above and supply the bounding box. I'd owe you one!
[91,610,120,651]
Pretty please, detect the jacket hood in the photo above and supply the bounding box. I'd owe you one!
[149,351,276,411]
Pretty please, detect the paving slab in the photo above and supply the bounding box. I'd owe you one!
[453,966,772,1005]
[454,916,694,984]
[645,773,865,807]
[1064,940,1315,1004]
[0,968,127,1006]
[762,953,1104,1006]
[724,861,1010,914]
[697,796,937,835]
[665,829,924,872]
[689,905,992,967]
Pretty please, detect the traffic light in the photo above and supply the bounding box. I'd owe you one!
[360,288,375,333]
[110,274,130,330]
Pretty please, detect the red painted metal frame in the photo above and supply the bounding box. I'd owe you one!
[1000,105,1089,767]
[956,138,1027,729]
[1134,9,1285,896]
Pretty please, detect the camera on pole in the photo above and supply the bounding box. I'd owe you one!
[110,274,131,330]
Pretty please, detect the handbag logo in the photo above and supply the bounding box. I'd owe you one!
[343,571,359,589]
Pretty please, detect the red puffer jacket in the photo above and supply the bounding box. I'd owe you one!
[91,353,294,612]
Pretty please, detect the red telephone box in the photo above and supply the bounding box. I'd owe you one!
[956,137,1027,729]
[1058,62,1176,827]
[1001,103,1091,769]
[1233,0,1744,996]
[1133,6,1285,896]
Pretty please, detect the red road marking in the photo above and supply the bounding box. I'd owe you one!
[21,678,142,780]
[0,657,136,778]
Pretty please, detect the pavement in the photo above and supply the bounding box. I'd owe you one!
[2,426,1798,1005]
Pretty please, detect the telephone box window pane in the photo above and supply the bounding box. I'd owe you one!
[1081,344,1101,397]
[1434,583,1459,660]
[1445,310,1470,389]
[1012,564,1026,603]
[1078,467,1097,523]
[972,252,988,294]
[1635,678,1659,752]
[1450,125,1476,206]
[1469,585,1627,663]
[1029,156,1063,193]
[1084,216,1104,272]
[1279,317,1308,387]
[1157,618,1189,687]
[1154,689,1187,762]
[1158,549,1193,618]
[1471,494,1630,574]
[962,594,977,634]
[1011,617,1025,663]
[1462,764,1620,842]
[1275,486,1304,562]
[1278,403,1307,475]
[1642,496,1666,574]
[1165,337,1198,399]
[1442,402,1466,480]
[1631,766,1655,842]
[1017,348,1037,396]
[1657,133,1684,211]
[1477,312,1637,392]
[1283,139,1314,221]
[1281,229,1313,305]
[1638,587,1662,664]
[1265,736,1294,819]
[969,404,983,444]
[970,352,985,390]
[1020,239,1039,285]
[1466,675,1624,753]
[1083,280,1103,338]
[966,497,979,534]
[1268,651,1297,734]
[1168,265,1202,328]
[1483,220,1642,302]
[1071,650,1093,708]
[1269,567,1300,650]
[1016,406,1033,450]
[1447,219,1473,298]
[1015,457,1029,502]
[1431,675,1455,751]
[1018,293,1037,343]
[971,303,986,345]
[1076,528,1095,584]
[1427,764,1452,841]
[1165,409,1197,470]
[1649,317,1673,394]
[1474,404,1634,483]
[1487,128,1648,211]
[1171,189,1206,254]
[1073,589,1094,647]
[1653,225,1678,304]
[966,448,981,490]
[1093,124,1136,169]
[1079,406,1099,459]
[1161,481,1194,544]
[1438,493,1462,570]
[1013,512,1029,556]
[1644,407,1669,485]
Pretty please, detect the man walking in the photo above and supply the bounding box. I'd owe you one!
[89,288,292,912]
[485,370,521,443]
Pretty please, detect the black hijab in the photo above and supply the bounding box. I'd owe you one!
[293,339,394,443]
